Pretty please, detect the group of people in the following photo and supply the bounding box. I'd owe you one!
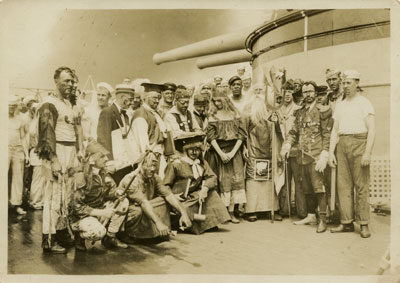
[8,64,375,255]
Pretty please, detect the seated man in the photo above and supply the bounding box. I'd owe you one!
[163,133,230,234]
[69,140,129,251]
[118,150,192,242]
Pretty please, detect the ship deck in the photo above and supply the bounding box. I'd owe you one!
[7,209,390,275]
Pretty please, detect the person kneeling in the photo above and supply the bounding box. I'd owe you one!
[69,141,129,251]
[118,150,192,243]
[164,133,231,234]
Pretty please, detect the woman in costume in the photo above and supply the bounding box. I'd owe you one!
[163,132,230,234]
[206,88,246,223]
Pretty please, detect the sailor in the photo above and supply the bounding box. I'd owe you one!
[82,82,114,141]
[158,82,177,118]
[325,69,344,112]
[8,95,29,215]
[228,75,246,112]
[329,70,375,238]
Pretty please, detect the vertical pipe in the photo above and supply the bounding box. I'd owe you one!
[304,15,308,52]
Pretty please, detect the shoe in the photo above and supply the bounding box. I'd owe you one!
[273,213,283,221]
[234,210,245,219]
[316,214,327,233]
[360,225,371,238]
[15,207,27,215]
[330,223,355,233]
[247,215,257,222]
[56,229,75,248]
[103,234,128,249]
[74,232,87,251]
[229,212,240,224]
[42,234,67,254]
[293,213,317,225]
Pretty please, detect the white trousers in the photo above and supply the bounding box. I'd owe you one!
[8,146,25,206]
[29,166,45,207]
[42,143,77,235]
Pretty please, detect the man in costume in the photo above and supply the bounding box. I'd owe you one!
[36,66,84,253]
[164,89,202,139]
[131,83,173,177]
[281,81,332,233]
[242,91,281,222]
[163,133,230,234]
[277,80,305,219]
[329,70,375,238]
[192,93,209,132]
[97,84,136,184]
[118,150,192,242]
[69,141,129,250]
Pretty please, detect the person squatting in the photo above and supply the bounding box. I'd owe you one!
[8,65,375,254]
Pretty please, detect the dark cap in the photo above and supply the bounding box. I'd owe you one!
[193,94,209,106]
[175,89,191,100]
[141,83,164,94]
[228,75,242,86]
[163,82,177,92]
[316,85,329,96]
[174,132,205,153]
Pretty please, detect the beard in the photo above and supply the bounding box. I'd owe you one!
[249,96,269,126]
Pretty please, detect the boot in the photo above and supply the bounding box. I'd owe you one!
[229,212,240,224]
[74,232,87,251]
[273,212,283,221]
[103,232,128,249]
[56,229,74,248]
[42,234,67,254]
[316,214,327,233]
[330,223,355,233]
[293,213,317,225]
[360,225,371,238]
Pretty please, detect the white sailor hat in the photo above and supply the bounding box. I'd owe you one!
[22,95,36,105]
[97,82,114,94]
[343,70,360,80]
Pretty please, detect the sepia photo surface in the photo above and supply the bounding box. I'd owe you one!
[1,0,399,281]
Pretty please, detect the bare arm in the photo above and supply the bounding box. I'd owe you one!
[328,120,339,167]
[361,114,375,166]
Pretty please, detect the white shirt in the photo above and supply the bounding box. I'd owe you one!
[333,93,374,134]
[229,94,247,113]
[82,104,103,140]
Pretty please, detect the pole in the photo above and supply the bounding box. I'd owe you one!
[285,157,291,217]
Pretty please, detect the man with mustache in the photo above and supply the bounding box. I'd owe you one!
[281,81,332,233]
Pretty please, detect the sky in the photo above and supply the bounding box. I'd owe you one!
[1,1,274,96]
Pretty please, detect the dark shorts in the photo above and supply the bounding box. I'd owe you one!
[301,162,326,194]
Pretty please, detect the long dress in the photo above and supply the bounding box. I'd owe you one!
[163,158,230,234]
[206,114,246,209]
[244,117,279,213]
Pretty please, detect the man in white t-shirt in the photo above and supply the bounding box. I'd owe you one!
[328,70,375,238]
